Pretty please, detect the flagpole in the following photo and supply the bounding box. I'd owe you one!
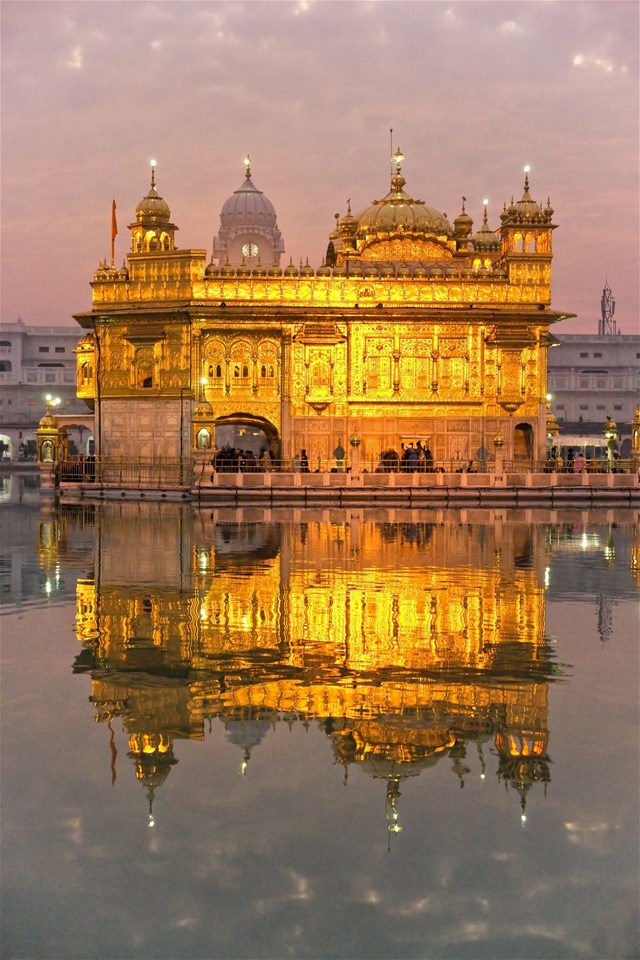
[111,199,118,266]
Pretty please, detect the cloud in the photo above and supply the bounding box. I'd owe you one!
[64,44,83,70]
[572,52,625,74]
[499,20,523,35]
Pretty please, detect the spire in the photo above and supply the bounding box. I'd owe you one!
[385,778,403,835]
[244,154,252,180]
[390,146,406,194]
[150,158,157,190]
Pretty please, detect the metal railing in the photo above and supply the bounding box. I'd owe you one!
[58,453,637,488]
[60,455,191,487]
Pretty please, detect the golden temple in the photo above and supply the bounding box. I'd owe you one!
[73,152,574,469]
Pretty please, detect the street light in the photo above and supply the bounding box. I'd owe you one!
[493,434,505,475]
[349,433,362,475]
[604,415,617,471]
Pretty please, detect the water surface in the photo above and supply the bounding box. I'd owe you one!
[1,497,638,960]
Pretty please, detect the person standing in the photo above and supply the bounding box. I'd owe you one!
[300,449,310,473]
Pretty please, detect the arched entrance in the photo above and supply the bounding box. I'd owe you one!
[513,422,534,461]
[214,414,280,459]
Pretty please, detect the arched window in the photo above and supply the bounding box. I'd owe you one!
[41,440,54,462]
[197,428,211,449]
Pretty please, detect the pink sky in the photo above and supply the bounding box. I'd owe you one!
[2,0,638,334]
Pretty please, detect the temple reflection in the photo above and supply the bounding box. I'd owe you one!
[60,504,587,832]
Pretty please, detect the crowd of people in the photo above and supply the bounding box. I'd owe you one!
[211,446,274,473]
[546,447,623,473]
[376,441,435,472]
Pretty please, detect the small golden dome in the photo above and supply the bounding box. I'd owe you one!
[471,206,500,251]
[501,171,550,225]
[300,258,314,277]
[283,259,298,277]
[194,400,213,417]
[135,165,171,223]
[38,411,58,429]
[454,197,473,237]
[205,259,219,277]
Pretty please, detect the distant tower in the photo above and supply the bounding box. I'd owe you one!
[598,281,616,335]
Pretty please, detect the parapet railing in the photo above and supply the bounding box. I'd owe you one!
[57,454,637,489]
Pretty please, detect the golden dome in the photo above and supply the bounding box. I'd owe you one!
[356,152,452,241]
[38,410,58,429]
[300,258,314,277]
[194,399,213,417]
[471,205,500,251]
[454,197,474,239]
[135,165,171,223]
[501,170,552,226]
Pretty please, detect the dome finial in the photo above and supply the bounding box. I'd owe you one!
[244,154,251,179]
[461,195,467,213]
[483,198,489,227]
[150,158,157,190]
[391,146,404,175]
[523,164,531,195]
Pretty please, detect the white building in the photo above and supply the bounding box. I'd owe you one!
[547,333,640,455]
[0,318,92,460]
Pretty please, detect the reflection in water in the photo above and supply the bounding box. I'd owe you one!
[65,504,582,833]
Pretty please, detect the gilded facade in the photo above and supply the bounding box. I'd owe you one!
[74,154,573,468]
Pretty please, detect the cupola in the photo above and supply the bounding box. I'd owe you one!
[129,162,179,254]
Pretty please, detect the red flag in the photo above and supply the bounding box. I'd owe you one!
[111,199,118,264]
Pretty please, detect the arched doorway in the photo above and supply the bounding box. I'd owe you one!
[214,414,280,460]
[513,422,534,461]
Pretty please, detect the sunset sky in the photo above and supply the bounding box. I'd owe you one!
[2,0,638,333]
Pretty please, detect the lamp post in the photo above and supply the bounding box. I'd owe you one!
[604,415,617,472]
[631,407,640,475]
[349,432,361,475]
[493,434,505,476]
[545,392,560,467]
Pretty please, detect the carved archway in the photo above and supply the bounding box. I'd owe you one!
[214,413,280,459]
